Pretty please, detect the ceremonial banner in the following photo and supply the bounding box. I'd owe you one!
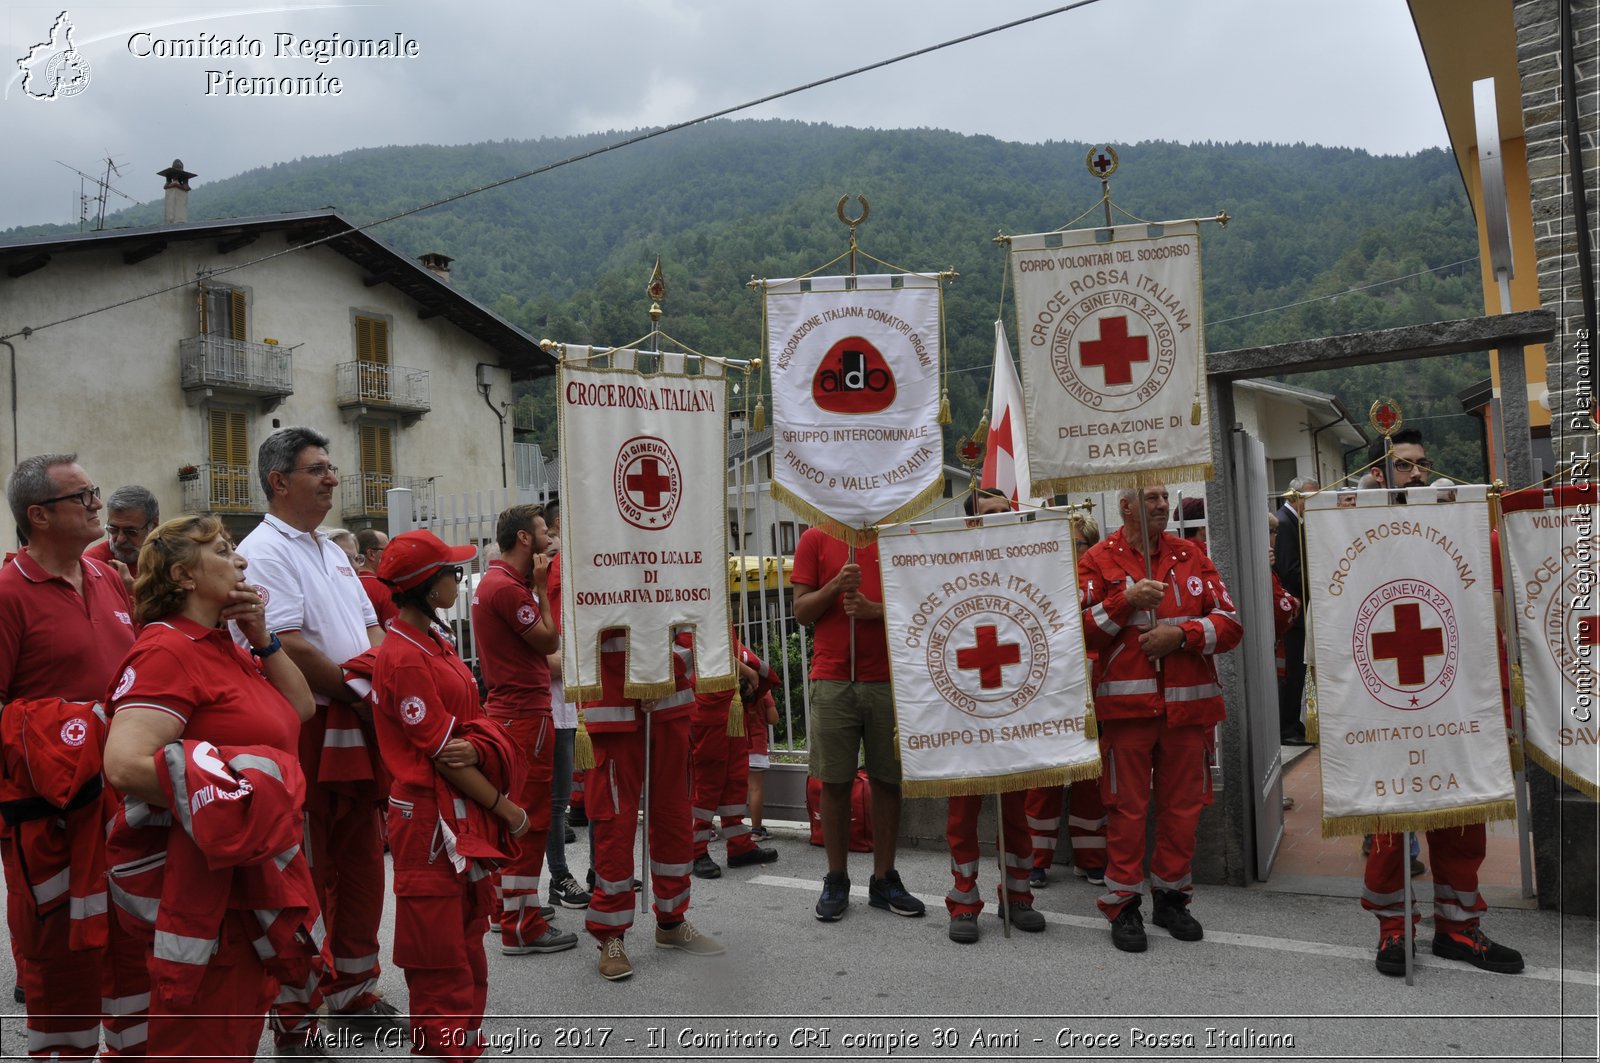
[1501,484,1599,798]
[1304,486,1515,835]
[879,508,1098,797]
[766,273,943,541]
[981,321,1049,509]
[557,348,733,700]
[1010,221,1211,494]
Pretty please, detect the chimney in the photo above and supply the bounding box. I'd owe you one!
[157,159,196,225]
[418,252,453,283]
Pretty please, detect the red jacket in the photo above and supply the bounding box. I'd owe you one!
[580,628,696,734]
[677,632,776,728]
[1078,529,1242,727]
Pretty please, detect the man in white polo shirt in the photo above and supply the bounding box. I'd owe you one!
[236,426,398,1055]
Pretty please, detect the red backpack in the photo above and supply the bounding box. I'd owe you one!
[805,768,874,852]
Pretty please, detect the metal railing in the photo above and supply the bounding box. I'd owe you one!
[178,335,293,396]
[341,473,432,520]
[334,361,430,413]
[180,462,259,513]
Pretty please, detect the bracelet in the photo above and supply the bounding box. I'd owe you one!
[249,634,283,661]
[511,808,530,836]
[491,793,505,814]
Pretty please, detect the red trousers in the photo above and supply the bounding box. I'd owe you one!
[274,787,385,1039]
[1023,786,1062,871]
[3,838,149,1060]
[1025,781,1107,873]
[1096,717,1214,919]
[689,718,756,859]
[146,911,275,1063]
[1361,825,1488,939]
[489,713,555,948]
[944,792,1033,916]
[584,716,693,941]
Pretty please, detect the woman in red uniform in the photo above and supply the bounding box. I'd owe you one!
[371,532,530,1061]
[102,515,317,1061]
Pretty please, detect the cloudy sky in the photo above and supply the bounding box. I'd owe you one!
[1,0,1448,231]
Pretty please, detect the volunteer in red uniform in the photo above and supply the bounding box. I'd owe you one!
[372,531,532,1059]
[102,514,321,1059]
[686,631,778,879]
[0,453,147,1059]
[472,504,577,954]
[578,616,725,981]
[1078,484,1242,952]
[83,484,157,584]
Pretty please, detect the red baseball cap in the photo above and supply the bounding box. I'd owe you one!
[378,530,477,591]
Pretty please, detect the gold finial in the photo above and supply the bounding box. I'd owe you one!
[836,194,869,228]
[1369,398,1403,438]
[1086,145,1119,179]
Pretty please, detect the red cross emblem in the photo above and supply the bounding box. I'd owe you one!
[955,624,1022,690]
[1370,399,1403,436]
[1370,602,1446,686]
[1079,315,1150,387]
[957,435,983,469]
[614,436,682,530]
[626,458,671,509]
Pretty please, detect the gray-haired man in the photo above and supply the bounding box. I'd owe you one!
[84,484,158,581]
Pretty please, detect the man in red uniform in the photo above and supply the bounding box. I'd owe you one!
[82,484,157,584]
[1078,484,1242,952]
[1363,431,1522,976]
[687,632,778,878]
[472,503,577,955]
[355,528,397,630]
[0,453,148,1058]
[794,526,925,923]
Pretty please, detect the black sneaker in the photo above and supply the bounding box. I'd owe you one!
[564,825,577,843]
[948,912,980,943]
[868,870,926,917]
[568,807,588,827]
[997,900,1046,933]
[1375,934,1409,976]
[727,845,779,868]
[550,873,591,909]
[1110,900,1147,953]
[1028,868,1049,889]
[693,854,723,879]
[815,870,850,921]
[1151,890,1203,941]
[11,983,21,1005]
[749,825,771,840]
[1431,927,1524,974]
[330,997,404,1033]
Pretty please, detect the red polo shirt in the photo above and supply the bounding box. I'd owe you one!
[358,571,398,630]
[109,616,300,753]
[471,559,551,718]
[0,549,136,704]
[370,618,480,794]
[793,527,889,682]
[84,539,138,581]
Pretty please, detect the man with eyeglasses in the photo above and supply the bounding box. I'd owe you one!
[84,484,158,583]
[236,427,400,1053]
[0,454,148,1058]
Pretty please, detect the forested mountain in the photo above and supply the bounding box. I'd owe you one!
[8,120,1492,479]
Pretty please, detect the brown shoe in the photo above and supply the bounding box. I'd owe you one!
[597,936,633,981]
[654,919,726,956]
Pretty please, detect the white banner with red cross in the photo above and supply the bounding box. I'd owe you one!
[556,349,734,702]
[1010,221,1212,494]
[1303,486,1516,835]
[765,274,944,542]
[1501,484,1600,799]
[878,508,1098,797]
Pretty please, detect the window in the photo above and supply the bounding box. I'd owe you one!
[207,408,252,509]
[1271,458,1299,503]
[202,286,247,340]
[359,422,394,511]
[779,521,797,553]
[355,315,391,401]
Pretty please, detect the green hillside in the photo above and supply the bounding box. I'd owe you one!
[8,120,1490,478]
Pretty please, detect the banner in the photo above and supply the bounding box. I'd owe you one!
[557,349,733,701]
[1501,484,1599,798]
[766,274,943,541]
[1304,485,1515,835]
[878,508,1098,797]
[981,321,1049,509]
[1010,221,1211,494]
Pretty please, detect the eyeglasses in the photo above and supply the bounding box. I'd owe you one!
[38,486,101,508]
[107,522,152,539]
[292,463,339,478]
[449,566,465,583]
[1394,458,1434,473]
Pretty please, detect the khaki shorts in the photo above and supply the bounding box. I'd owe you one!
[807,680,901,785]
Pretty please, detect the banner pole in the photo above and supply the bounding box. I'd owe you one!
[847,542,857,682]
[996,793,1011,939]
[1403,830,1416,985]
[640,711,652,913]
[1489,482,1537,899]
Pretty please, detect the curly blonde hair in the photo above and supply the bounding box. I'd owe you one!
[132,515,227,624]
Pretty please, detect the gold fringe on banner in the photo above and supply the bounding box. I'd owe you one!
[1032,463,1215,498]
[565,682,604,704]
[623,679,679,701]
[696,673,738,695]
[770,475,947,548]
[1524,742,1600,800]
[574,712,595,771]
[726,688,745,738]
[1319,799,1519,839]
[900,759,1101,800]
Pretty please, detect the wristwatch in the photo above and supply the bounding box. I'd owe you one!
[249,633,283,661]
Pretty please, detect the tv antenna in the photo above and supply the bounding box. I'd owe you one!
[57,154,132,231]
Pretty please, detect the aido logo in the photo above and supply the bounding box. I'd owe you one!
[812,337,895,414]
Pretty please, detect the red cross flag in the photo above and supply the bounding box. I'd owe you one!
[557,349,734,701]
[980,322,1049,509]
[878,508,1099,796]
[1501,484,1599,799]
[1009,221,1212,493]
[1303,485,1514,835]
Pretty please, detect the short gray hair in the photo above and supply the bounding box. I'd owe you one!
[106,484,159,524]
[1286,476,1320,497]
[257,426,330,497]
[7,453,77,531]
[326,528,357,553]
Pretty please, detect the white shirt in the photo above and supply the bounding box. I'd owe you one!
[550,671,575,729]
[238,512,379,703]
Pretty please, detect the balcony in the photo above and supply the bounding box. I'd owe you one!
[179,335,293,411]
[335,361,431,422]
[180,462,260,514]
[341,472,433,522]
